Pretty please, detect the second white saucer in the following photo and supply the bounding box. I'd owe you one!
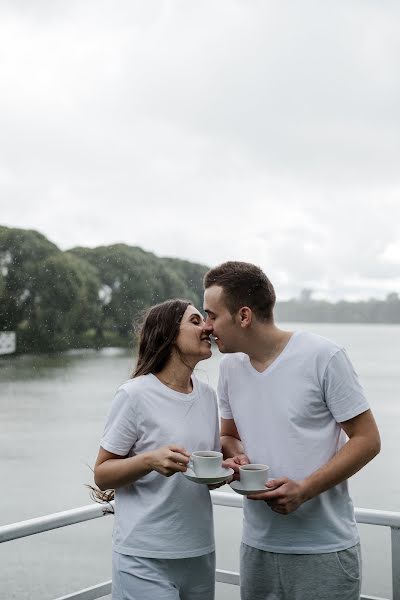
[230,480,276,495]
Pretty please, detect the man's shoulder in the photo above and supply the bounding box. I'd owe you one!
[293,330,342,357]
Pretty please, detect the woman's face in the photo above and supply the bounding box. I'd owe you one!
[174,305,213,364]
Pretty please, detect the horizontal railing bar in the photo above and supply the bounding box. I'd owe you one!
[54,580,111,600]
[0,502,114,543]
[215,568,240,586]
[211,491,400,527]
[50,577,387,600]
[53,570,241,600]
[356,508,400,528]
[2,491,400,545]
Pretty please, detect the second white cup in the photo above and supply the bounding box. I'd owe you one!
[239,464,269,489]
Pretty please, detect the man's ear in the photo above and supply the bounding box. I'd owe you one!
[238,307,252,327]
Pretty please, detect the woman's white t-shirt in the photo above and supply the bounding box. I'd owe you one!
[100,373,220,559]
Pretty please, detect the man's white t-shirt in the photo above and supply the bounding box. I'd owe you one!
[218,331,370,554]
[101,373,220,559]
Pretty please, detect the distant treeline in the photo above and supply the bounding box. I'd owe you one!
[0,226,208,353]
[275,291,400,324]
[1,226,399,354]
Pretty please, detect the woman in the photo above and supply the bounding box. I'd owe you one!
[94,299,220,600]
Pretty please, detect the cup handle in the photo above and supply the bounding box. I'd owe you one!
[188,458,193,471]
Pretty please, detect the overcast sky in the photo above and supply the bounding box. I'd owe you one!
[1,1,399,300]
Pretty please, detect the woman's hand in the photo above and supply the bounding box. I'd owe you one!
[146,445,191,477]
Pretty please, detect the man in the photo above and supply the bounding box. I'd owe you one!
[203,261,381,600]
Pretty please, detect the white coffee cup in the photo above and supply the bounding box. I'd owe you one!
[239,464,269,489]
[189,451,223,477]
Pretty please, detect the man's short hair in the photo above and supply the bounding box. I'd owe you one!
[204,261,276,321]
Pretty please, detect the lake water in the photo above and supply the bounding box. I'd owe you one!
[1,322,399,600]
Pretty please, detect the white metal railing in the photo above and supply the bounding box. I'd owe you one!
[1,492,399,600]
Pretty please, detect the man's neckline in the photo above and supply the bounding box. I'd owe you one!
[245,331,298,375]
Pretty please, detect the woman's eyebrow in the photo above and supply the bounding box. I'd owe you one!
[189,314,201,321]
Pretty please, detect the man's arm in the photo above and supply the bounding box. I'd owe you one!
[301,408,381,498]
[248,409,381,513]
[220,418,250,477]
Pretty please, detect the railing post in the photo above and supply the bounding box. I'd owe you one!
[392,527,400,600]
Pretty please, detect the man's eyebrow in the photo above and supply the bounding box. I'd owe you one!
[204,309,215,316]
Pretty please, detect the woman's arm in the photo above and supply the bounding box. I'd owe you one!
[94,444,190,491]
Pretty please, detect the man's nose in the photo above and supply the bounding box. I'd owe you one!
[203,319,213,332]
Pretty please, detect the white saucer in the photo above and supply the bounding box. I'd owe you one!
[183,466,234,485]
[230,480,277,495]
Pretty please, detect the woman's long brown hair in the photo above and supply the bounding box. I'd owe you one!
[90,299,192,506]
[133,298,192,377]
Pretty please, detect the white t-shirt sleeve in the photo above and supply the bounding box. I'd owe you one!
[217,359,234,420]
[100,388,138,455]
[323,349,370,423]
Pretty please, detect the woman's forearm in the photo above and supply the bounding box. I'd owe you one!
[95,452,153,491]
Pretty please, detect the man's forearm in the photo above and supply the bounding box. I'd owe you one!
[301,433,380,501]
[248,411,381,514]
[221,435,245,459]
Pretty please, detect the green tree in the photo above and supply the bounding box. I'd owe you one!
[70,244,207,340]
[0,226,59,334]
[28,252,102,351]
[0,226,102,352]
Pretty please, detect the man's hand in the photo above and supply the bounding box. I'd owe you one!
[247,477,308,514]
[222,454,250,480]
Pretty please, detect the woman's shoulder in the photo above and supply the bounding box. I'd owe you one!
[118,374,155,399]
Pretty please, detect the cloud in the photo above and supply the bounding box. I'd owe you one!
[0,1,399,300]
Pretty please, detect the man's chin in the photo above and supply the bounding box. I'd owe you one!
[215,340,229,353]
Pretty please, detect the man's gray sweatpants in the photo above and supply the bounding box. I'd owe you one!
[240,542,361,600]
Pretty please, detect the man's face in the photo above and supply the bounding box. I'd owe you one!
[203,285,242,353]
